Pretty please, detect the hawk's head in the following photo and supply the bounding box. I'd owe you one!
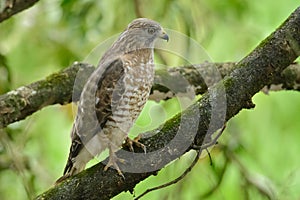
[101,18,168,63]
[111,18,169,52]
[126,18,169,43]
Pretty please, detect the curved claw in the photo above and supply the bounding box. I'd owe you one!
[123,135,146,153]
[104,151,126,179]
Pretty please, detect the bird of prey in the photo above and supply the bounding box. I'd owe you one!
[57,18,169,182]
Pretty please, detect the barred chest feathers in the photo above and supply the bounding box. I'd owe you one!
[108,49,155,132]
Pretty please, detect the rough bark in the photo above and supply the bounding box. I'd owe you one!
[0,0,40,22]
[34,6,300,200]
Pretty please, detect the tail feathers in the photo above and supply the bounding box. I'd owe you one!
[64,157,87,176]
[55,139,87,184]
[55,159,76,184]
[55,157,87,184]
[63,157,75,175]
[63,136,86,174]
[56,132,104,184]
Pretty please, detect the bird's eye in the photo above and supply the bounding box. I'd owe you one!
[148,28,155,34]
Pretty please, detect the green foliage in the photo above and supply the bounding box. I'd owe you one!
[0,0,300,199]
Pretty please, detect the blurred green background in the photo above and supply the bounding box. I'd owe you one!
[0,0,300,199]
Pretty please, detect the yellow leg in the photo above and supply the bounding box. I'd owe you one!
[104,145,126,179]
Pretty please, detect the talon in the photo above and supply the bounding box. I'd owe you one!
[123,137,134,152]
[123,135,146,153]
[117,169,125,180]
[104,151,125,179]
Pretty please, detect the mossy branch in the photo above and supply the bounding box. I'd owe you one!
[0,63,95,128]
[34,6,300,200]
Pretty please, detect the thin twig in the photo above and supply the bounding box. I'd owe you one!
[134,150,202,200]
[192,124,226,150]
[205,148,213,166]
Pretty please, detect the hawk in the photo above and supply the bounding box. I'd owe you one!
[57,18,169,182]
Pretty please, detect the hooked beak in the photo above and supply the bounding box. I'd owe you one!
[159,29,169,42]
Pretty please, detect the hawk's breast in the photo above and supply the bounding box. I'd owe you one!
[108,49,154,133]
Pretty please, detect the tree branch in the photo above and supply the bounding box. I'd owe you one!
[0,0,40,22]
[35,6,300,200]
[0,62,95,128]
